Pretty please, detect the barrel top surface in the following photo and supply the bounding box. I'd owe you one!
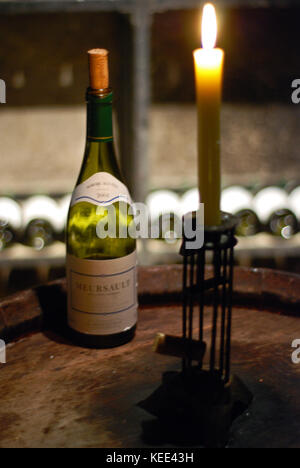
[0,265,299,448]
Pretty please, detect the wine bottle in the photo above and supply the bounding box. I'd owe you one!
[22,195,60,250]
[66,49,137,348]
[146,190,181,242]
[0,197,22,250]
[268,209,298,238]
[221,186,260,236]
[253,186,297,238]
[180,188,200,216]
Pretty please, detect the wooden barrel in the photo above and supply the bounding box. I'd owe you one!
[0,265,299,448]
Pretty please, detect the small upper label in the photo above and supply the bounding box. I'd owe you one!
[71,172,132,208]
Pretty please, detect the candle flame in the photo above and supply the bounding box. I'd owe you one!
[201,3,217,49]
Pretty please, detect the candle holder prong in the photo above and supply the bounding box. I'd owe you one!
[180,211,238,383]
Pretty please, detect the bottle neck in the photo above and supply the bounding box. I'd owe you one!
[77,89,122,184]
[86,89,113,143]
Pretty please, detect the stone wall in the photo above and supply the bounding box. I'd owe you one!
[0,103,299,195]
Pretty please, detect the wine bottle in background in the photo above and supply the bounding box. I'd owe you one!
[22,195,60,250]
[268,209,298,238]
[0,197,22,250]
[253,186,297,239]
[221,186,260,236]
[180,188,200,215]
[66,49,137,348]
[146,190,181,242]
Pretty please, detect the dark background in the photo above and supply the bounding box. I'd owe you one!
[0,7,299,105]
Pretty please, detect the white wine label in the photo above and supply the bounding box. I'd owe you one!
[71,172,131,208]
[67,250,138,336]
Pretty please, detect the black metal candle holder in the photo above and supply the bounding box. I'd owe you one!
[139,211,253,447]
[180,211,238,382]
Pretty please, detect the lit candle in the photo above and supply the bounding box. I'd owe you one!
[193,3,224,226]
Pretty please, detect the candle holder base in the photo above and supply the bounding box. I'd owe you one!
[138,368,252,448]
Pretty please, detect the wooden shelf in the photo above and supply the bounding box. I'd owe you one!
[0,234,300,270]
[0,242,66,269]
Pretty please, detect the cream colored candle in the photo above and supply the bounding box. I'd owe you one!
[193,3,224,226]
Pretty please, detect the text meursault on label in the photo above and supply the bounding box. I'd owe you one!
[75,279,131,294]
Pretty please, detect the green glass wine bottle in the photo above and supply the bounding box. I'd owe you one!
[66,49,137,348]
